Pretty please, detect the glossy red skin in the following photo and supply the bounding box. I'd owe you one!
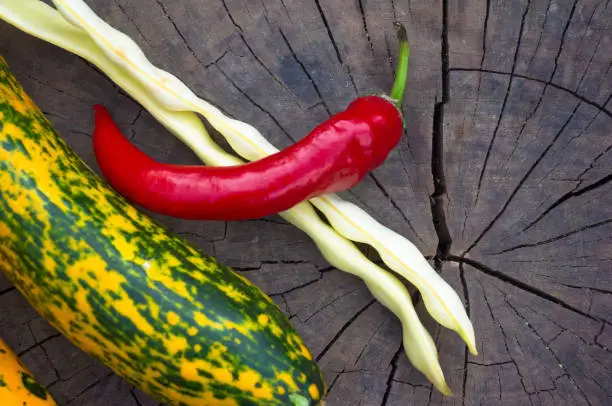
[92,96,403,220]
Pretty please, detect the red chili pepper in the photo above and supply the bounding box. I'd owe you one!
[92,24,409,221]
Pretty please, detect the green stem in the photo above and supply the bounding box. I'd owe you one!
[389,22,410,107]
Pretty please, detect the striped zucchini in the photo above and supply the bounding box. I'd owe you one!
[0,338,57,406]
[0,56,325,406]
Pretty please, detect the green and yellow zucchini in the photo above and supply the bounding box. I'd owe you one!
[0,337,57,406]
[0,56,325,406]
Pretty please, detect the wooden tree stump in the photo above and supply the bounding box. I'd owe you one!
[0,0,610,404]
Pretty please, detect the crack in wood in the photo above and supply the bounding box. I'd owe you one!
[380,344,402,406]
[522,174,612,232]
[479,282,540,401]
[265,277,321,297]
[155,0,206,66]
[503,0,585,175]
[129,107,144,126]
[426,379,435,406]
[39,339,62,384]
[315,299,376,362]
[219,0,294,94]
[467,360,514,367]
[25,323,36,351]
[278,27,332,116]
[461,0,493,238]
[604,57,612,82]
[312,0,359,95]
[0,286,15,297]
[176,230,228,243]
[383,32,397,78]
[51,360,118,393]
[594,322,609,351]
[477,282,520,368]
[130,389,144,406]
[236,34,291,92]
[390,0,399,21]
[203,50,230,69]
[459,262,471,317]
[81,61,133,101]
[430,101,452,262]
[455,14,612,250]
[502,85,547,177]
[535,273,612,296]
[279,0,292,21]
[428,0,454,265]
[213,65,297,143]
[64,372,116,405]
[448,256,601,322]
[508,7,601,178]
[474,0,532,207]
[481,0,491,69]
[258,0,274,29]
[391,379,430,388]
[465,100,582,254]
[278,294,296,319]
[460,0,492,211]
[16,71,93,104]
[325,368,344,395]
[302,286,363,323]
[114,1,151,47]
[493,218,612,254]
[452,68,612,118]
[547,328,568,346]
[41,110,71,123]
[440,0,450,102]
[541,110,606,182]
[367,173,426,246]
[345,189,384,222]
[357,0,375,56]
[306,101,325,110]
[525,0,553,72]
[497,369,503,401]
[550,0,580,83]
[352,318,387,367]
[68,130,92,139]
[397,129,416,171]
[17,332,62,358]
[568,137,611,181]
[574,35,604,95]
[220,0,244,33]
[503,297,594,405]
[520,301,575,341]
[244,217,288,226]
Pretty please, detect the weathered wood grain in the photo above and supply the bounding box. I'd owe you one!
[0,0,610,404]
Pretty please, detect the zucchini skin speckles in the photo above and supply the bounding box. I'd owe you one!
[0,57,325,406]
[0,338,57,406]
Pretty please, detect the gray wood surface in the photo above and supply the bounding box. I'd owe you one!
[1,0,610,405]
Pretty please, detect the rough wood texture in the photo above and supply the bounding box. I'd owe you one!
[0,0,610,405]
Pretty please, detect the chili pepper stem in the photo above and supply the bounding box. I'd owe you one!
[390,22,410,108]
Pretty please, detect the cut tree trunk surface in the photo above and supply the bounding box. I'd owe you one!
[0,0,610,405]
